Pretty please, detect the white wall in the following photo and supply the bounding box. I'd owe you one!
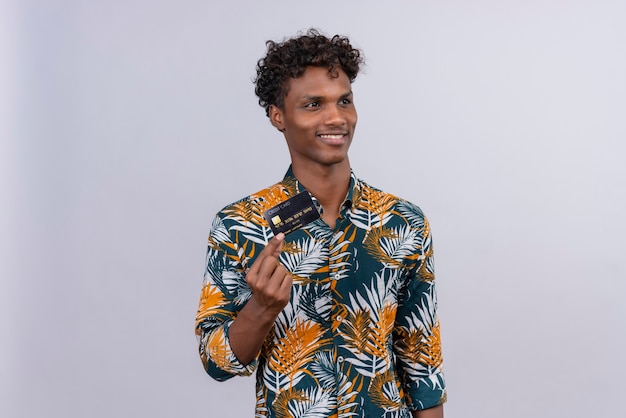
[3,1,625,417]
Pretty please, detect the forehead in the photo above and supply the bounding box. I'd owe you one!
[284,66,351,99]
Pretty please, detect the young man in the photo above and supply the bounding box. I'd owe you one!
[196,29,446,417]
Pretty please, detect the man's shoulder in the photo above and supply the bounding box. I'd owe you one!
[355,177,426,218]
[215,179,297,223]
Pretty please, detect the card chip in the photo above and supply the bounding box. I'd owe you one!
[271,215,281,226]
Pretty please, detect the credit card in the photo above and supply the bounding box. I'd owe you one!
[263,191,321,236]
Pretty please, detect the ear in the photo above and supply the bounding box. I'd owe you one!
[269,104,285,132]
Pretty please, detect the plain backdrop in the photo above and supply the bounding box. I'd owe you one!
[2,1,625,417]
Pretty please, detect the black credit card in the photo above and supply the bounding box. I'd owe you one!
[263,191,321,236]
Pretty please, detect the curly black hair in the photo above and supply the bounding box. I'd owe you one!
[254,29,364,117]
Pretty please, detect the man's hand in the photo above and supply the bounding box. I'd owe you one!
[228,233,293,365]
[245,232,293,317]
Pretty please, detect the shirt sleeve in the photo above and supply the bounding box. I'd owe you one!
[195,214,257,381]
[393,214,447,410]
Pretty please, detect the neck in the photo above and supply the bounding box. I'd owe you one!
[291,161,351,215]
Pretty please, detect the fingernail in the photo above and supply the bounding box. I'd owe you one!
[275,232,285,241]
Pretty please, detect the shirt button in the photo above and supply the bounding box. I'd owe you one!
[332,273,340,280]
[336,315,343,322]
[337,356,344,363]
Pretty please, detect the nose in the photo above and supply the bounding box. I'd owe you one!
[324,104,346,126]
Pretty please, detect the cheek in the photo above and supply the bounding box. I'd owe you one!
[348,108,357,124]
[291,119,317,134]
[348,114,357,131]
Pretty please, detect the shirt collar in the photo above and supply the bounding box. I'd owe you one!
[282,165,361,212]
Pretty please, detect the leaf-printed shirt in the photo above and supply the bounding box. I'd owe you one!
[196,167,446,417]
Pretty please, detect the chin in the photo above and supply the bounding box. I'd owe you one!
[320,155,350,166]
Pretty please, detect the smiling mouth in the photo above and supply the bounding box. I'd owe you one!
[318,133,348,144]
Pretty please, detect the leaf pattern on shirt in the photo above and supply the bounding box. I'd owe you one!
[195,283,228,328]
[273,386,336,418]
[369,369,403,412]
[268,319,331,379]
[279,237,328,283]
[205,327,232,371]
[394,287,444,381]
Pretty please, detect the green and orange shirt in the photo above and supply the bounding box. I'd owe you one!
[196,167,446,417]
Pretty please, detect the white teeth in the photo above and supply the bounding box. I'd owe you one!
[320,134,344,139]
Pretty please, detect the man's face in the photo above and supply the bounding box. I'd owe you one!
[270,66,357,170]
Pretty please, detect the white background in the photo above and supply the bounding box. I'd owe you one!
[2,1,625,417]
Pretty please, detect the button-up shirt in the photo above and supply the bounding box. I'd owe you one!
[196,167,446,417]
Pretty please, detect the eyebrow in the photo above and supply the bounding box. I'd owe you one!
[301,91,353,101]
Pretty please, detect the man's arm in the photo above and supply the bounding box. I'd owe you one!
[228,233,293,365]
[392,211,447,412]
[412,405,443,418]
